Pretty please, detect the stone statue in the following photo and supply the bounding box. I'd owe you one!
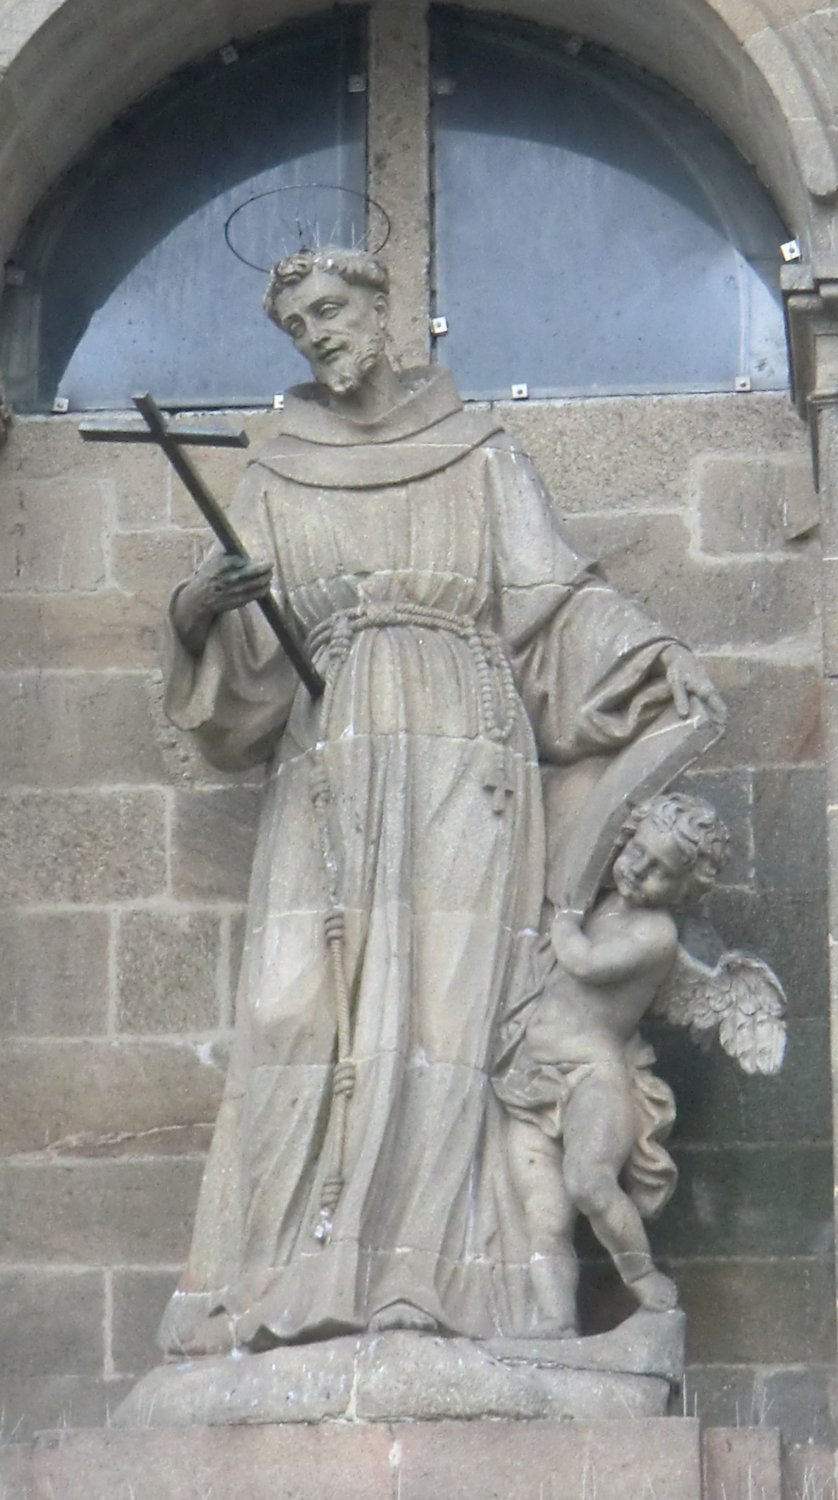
[494,792,786,1340]
[158,247,727,1360]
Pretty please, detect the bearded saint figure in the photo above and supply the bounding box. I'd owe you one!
[159,248,724,1356]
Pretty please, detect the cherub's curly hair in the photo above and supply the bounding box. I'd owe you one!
[615,792,730,894]
[264,249,390,326]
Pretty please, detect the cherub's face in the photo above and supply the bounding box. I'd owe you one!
[613,820,693,908]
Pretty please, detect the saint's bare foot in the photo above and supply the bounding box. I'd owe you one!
[175,1312,236,1357]
[368,1301,438,1333]
[631,1268,679,1312]
[529,1319,579,1340]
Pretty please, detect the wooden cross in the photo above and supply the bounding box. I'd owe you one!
[80,393,324,699]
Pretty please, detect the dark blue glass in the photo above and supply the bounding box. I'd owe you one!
[431,12,788,399]
[1,15,366,411]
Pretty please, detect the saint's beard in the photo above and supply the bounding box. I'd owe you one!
[313,329,386,397]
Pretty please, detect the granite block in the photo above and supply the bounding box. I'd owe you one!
[0,909,109,1034]
[0,1039,224,1154]
[117,910,222,1033]
[0,790,166,903]
[0,591,160,670]
[0,672,166,785]
[703,1426,782,1500]
[0,1157,204,1265]
[0,1267,104,1377]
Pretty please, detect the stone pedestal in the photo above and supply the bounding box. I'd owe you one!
[0,1418,704,1500]
[111,1311,685,1429]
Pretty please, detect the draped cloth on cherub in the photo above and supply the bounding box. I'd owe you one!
[159,366,680,1350]
[493,940,678,1220]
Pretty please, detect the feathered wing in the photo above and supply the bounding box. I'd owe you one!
[651,947,787,1075]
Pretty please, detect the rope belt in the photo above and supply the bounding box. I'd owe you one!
[308,600,520,1243]
[308,599,519,777]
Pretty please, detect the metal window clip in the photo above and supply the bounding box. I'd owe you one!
[52,395,70,414]
[273,394,285,410]
[734,376,751,393]
[430,316,449,336]
[219,43,239,64]
[511,383,529,401]
[780,239,801,263]
[347,74,367,94]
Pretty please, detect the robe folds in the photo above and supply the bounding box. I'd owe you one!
[160,367,678,1351]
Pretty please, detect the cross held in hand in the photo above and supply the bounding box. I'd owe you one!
[79,393,324,699]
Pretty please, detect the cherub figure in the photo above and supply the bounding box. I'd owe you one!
[493,792,786,1339]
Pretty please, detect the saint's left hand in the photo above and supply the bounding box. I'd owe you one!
[660,645,726,725]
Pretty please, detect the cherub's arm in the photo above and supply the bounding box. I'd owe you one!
[550,909,678,985]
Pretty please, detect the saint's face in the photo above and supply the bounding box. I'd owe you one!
[274,267,387,397]
[612,821,692,908]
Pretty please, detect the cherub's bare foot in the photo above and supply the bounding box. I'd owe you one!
[631,1267,679,1312]
[369,1300,438,1333]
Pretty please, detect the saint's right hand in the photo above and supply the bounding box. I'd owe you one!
[171,553,273,655]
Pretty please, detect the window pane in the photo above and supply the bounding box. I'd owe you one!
[431,11,788,399]
[1,15,366,412]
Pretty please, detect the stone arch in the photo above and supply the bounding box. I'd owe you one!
[0,0,833,272]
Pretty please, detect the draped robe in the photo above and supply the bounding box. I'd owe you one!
[160,367,678,1350]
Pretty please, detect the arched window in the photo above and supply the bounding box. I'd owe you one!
[0,8,788,410]
[0,14,366,412]
[431,11,788,399]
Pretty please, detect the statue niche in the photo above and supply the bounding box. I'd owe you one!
[111,246,785,1428]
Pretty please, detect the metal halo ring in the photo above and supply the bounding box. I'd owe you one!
[224,184,392,273]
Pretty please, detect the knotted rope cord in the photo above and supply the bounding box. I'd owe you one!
[307,600,520,1242]
[307,600,519,754]
[309,615,356,1243]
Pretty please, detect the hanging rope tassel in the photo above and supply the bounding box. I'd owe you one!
[313,908,356,1241]
[310,740,356,1244]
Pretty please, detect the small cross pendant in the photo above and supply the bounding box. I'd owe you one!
[483,745,514,816]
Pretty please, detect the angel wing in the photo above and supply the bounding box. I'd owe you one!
[651,947,787,1075]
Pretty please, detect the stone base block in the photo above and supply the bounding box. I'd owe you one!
[703,1427,783,1500]
[112,1311,684,1428]
[0,1417,703,1500]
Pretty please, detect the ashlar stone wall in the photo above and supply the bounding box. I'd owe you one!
[0,390,832,1446]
